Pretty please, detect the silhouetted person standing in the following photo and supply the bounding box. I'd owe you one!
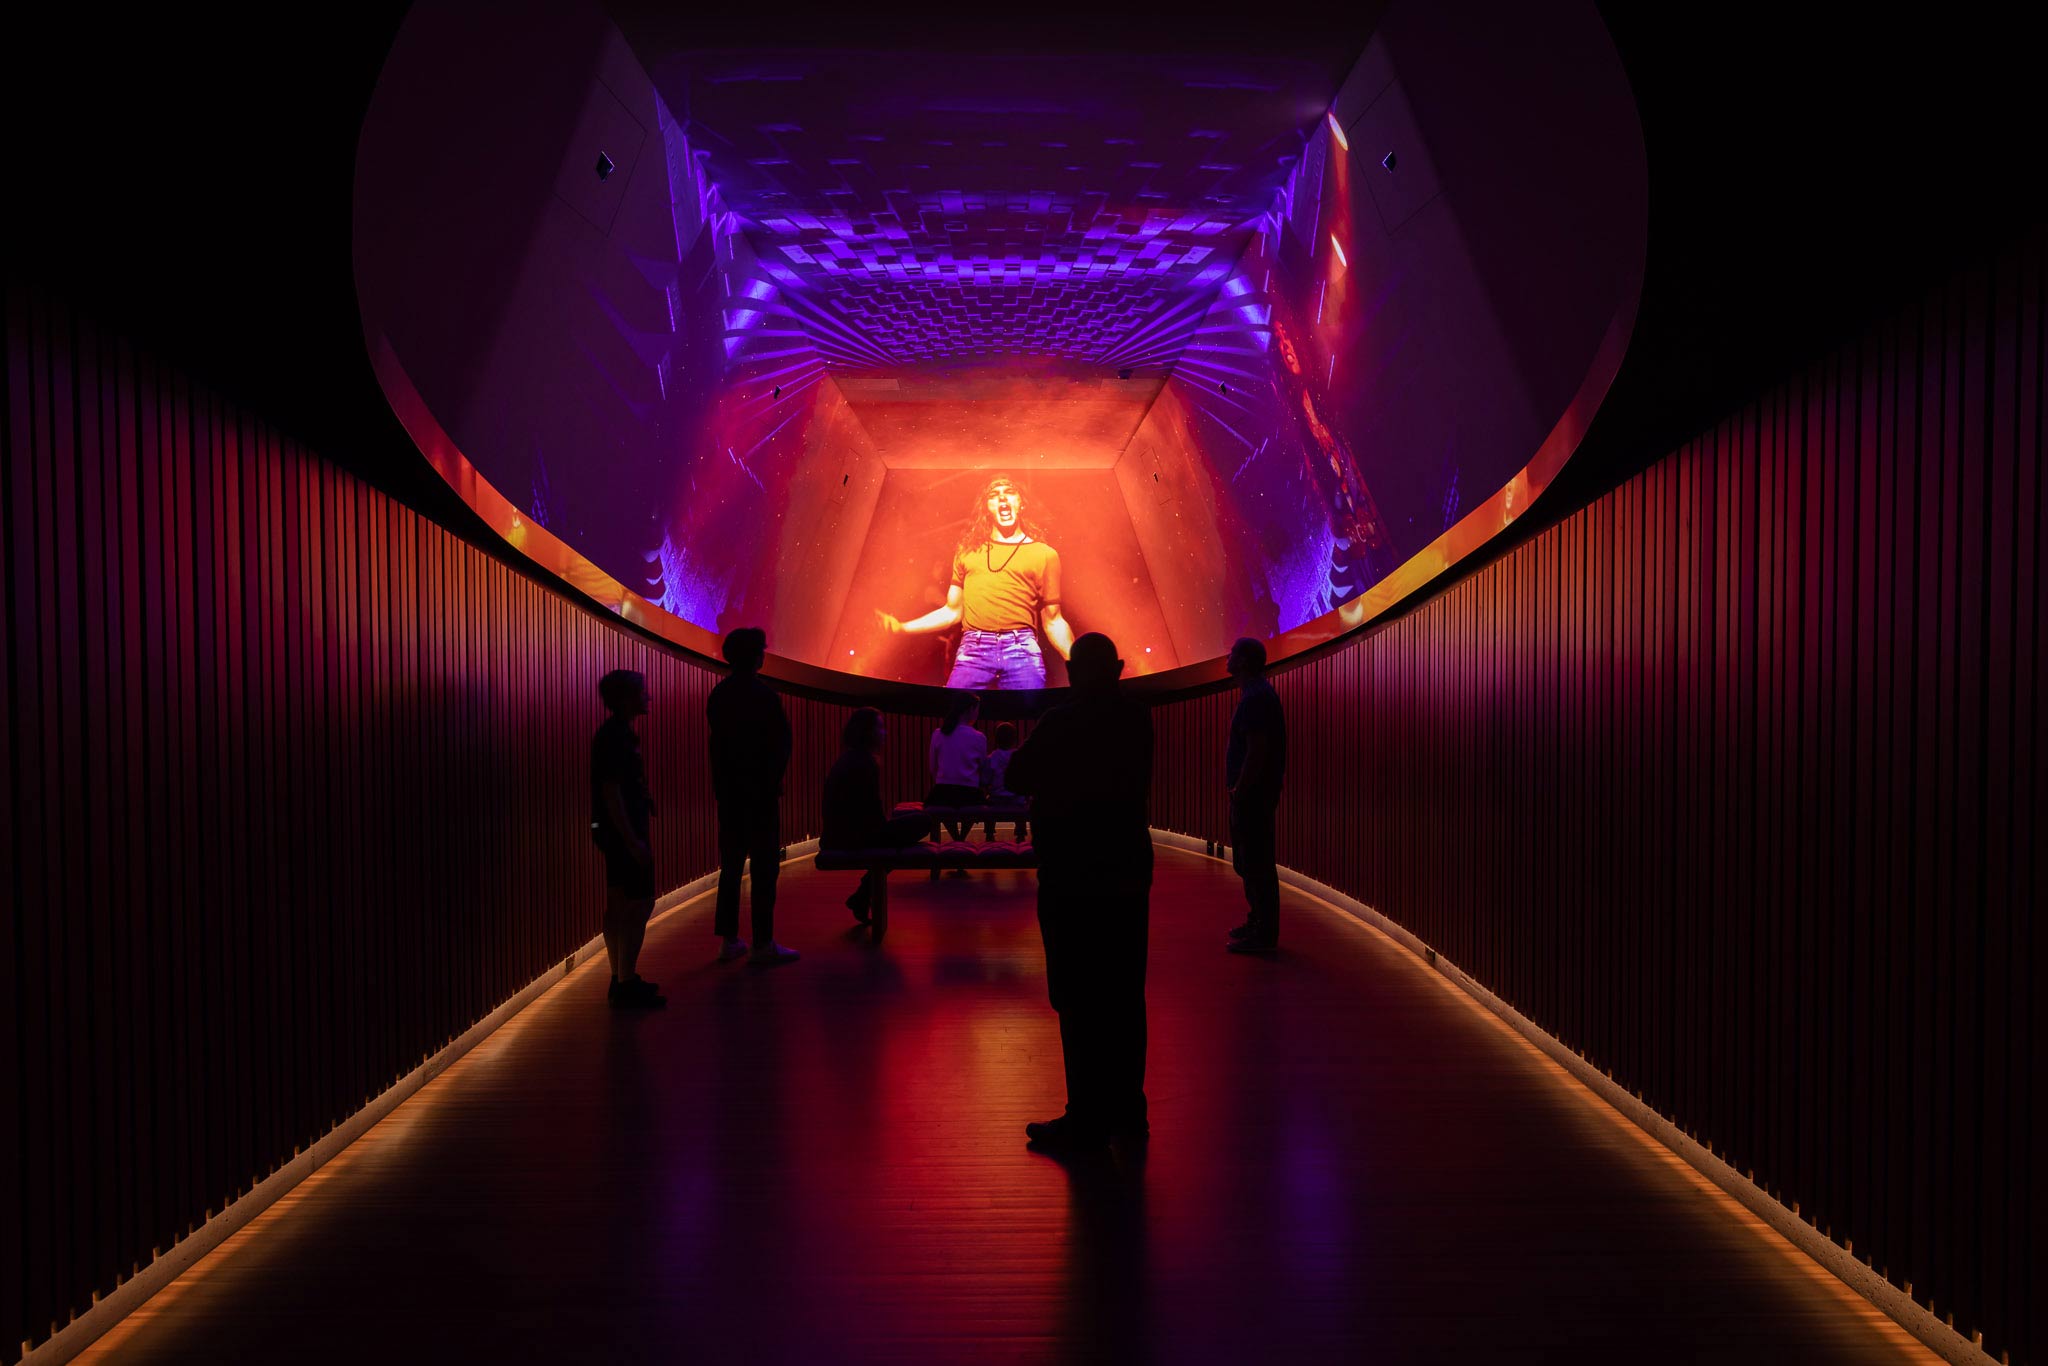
[1223,637,1286,954]
[1007,632,1153,1153]
[708,627,799,966]
[592,669,663,1008]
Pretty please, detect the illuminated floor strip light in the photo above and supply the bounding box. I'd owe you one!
[50,836,1988,1366]
[1149,829,1986,1366]
[41,843,820,1366]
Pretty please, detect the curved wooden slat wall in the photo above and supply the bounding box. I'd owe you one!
[0,285,950,1361]
[5,230,2040,1364]
[1152,237,2043,1365]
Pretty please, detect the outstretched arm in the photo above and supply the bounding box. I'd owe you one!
[1041,604,1075,661]
[878,584,964,636]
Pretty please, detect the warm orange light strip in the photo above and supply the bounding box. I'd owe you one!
[64,868,746,1363]
[1268,868,1943,1364]
[70,944,623,1361]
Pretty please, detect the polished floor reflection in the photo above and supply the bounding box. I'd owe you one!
[83,849,1930,1363]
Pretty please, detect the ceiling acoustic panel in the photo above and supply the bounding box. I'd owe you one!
[357,0,1644,690]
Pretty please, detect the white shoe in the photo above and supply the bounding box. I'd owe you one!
[718,938,749,961]
[749,941,800,966]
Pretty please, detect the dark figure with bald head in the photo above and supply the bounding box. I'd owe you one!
[1224,637,1286,954]
[1005,632,1154,1153]
[707,627,799,966]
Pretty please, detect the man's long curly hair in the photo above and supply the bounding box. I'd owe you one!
[954,474,1051,560]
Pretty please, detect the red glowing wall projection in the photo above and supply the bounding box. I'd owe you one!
[354,0,1643,688]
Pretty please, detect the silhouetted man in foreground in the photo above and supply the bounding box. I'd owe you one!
[592,669,662,1008]
[1224,637,1287,953]
[1006,632,1153,1153]
[707,627,798,966]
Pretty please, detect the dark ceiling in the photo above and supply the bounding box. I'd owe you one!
[598,0,1378,67]
[6,1,2043,666]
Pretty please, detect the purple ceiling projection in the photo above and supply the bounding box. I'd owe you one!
[647,48,1332,371]
[355,0,1644,685]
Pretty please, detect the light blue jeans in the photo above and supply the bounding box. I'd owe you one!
[946,627,1046,689]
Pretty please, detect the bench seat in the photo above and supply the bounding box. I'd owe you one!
[890,800,1028,826]
[815,809,1037,943]
[815,840,1036,871]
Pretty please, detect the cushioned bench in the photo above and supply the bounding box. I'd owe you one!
[892,799,1029,833]
[813,801,1035,943]
[885,800,1029,872]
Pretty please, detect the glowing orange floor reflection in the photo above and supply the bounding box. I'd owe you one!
[83,852,1929,1364]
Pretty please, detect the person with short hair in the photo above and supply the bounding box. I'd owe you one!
[707,627,799,966]
[1223,636,1287,954]
[591,669,662,1008]
[1006,633,1154,1153]
[823,707,931,923]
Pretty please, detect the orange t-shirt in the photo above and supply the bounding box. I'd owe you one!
[952,539,1061,632]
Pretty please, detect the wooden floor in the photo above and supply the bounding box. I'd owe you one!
[83,848,1931,1364]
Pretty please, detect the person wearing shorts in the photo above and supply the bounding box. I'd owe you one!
[591,669,663,1008]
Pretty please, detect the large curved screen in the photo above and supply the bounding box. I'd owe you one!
[355,0,1643,690]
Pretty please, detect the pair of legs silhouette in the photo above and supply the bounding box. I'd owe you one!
[715,799,798,966]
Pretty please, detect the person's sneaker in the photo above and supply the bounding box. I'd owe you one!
[845,891,871,924]
[749,941,801,967]
[1226,921,1258,941]
[1024,1115,1110,1153]
[718,938,750,962]
[607,979,629,1008]
[1226,934,1278,955]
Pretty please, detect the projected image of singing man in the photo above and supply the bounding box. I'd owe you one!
[877,475,1074,689]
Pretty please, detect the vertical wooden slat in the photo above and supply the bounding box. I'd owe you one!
[2,238,2042,1365]
[2,283,33,1352]
[1143,239,2041,1364]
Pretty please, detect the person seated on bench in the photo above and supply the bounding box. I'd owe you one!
[926,692,988,844]
[823,707,930,924]
[981,721,1028,843]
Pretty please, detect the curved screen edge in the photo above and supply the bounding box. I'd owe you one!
[367,334,904,699]
[1131,275,1643,694]
[367,258,1639,703]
